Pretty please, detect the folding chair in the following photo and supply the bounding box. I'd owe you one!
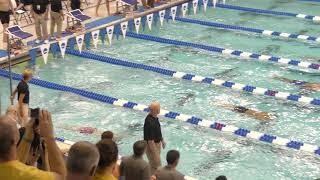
[11,0,33,24]
[66,9,91,21]
[6,25,33,49]
[116,0,138,16]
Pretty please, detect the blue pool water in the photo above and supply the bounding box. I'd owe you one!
[1,0,320,179]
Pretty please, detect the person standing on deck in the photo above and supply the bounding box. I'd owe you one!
[50,0,63,40]
[143,101,166,173]
[0,0,15,46]
[11,69,32,127]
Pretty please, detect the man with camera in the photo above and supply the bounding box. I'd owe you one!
[0,109,66,180]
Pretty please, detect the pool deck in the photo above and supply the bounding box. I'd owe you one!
[0,0,188,68]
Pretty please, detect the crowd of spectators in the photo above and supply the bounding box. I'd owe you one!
[1,73,229,180]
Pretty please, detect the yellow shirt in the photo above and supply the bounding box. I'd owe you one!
[94,173,117,180]
[0,160,54,180]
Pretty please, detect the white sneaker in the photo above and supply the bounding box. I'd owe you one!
[44,40,49,44]
[35,39,41,44]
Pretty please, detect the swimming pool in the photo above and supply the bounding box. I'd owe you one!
[1,0,320,179]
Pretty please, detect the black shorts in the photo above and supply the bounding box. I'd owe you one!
[0,11,10,24]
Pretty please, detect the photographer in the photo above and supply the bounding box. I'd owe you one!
[17,113,49,170]
[15,109,66,179]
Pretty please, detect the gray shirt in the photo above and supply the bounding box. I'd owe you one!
[120,155,151,180]
[154,165,184,180]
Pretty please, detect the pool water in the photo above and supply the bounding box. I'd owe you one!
[1,0,320,179]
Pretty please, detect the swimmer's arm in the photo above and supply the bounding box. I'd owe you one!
[273,76,293,83]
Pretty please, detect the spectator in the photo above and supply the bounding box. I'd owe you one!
[66,141,100,180]
[11,69,33,127]
[94,139,118,180]
[0,110,66,180]
[153,150,184,180]
[5,105,18,124]
[120,140,151,180]
[0,0,15,46]
[216,175,227,180]
[101,131,113,140]
[144,101,166,173]
[100,131,120,179]
[33,0,49,43]
[50,0,63,40]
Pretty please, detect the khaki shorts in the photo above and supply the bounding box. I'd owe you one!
[146,142,162,173]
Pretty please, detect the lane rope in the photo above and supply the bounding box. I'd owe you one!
[213,3,320,22]
[125,32,320,71]
[173,16,320,43]
[66,49,320,106]
[1,68,319,156]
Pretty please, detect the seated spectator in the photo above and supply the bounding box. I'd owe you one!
[120,140,151,180]
[66,141,100,180]
[0,109,66,180]
[153,150,184,180]
[216,175,227,180]
[101,131,114,140]
[94,139,118,180]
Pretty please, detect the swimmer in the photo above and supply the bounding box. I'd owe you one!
[219,104,274,121]
[273,76,320,91]
[177,93,195,106]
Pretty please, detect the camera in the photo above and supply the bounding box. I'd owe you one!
[30,108,40,125]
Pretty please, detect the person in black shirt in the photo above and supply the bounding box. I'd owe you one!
[11,69,33,127]
[50,0,63,40]
[143,101,166,173]
[33,0,49,43]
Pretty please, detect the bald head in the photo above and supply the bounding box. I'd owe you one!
[67,141,100,176]
[149,101,160,116]
[0,115,19,160]
[6,106,17,121]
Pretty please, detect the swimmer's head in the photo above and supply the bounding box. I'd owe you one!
[22,69,33,81]
[149,101,160,116]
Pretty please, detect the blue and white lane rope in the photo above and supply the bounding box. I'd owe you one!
[66,49,320,106]
[173,16,320,43]
[0,69,319,156]
[213,3,320,22]
[125,32,320,71]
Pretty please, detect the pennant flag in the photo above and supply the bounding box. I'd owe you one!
[40,43,50,64]
[134,17,141,33]
[121,21,128,39]
[106,25,114,44]
[213,0,217,8]
[91,30,100,48]
[59,39,68,58]
[76,34,84,53]
[182,3,188,17]
[193,0,198,14]
[171,6,177,21]
[203,0,208,12]
[146,14,153,30]
[159,10,165,26]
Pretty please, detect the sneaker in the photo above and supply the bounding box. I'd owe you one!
[44,40,49,44]
[35,39,41,44]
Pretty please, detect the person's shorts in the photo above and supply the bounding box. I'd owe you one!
[0,11,10,24]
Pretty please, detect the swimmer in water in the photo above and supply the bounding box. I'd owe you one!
[273,76,320,91]
[220,104,275,121]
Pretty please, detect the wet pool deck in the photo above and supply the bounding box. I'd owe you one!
[0,0,188,67]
